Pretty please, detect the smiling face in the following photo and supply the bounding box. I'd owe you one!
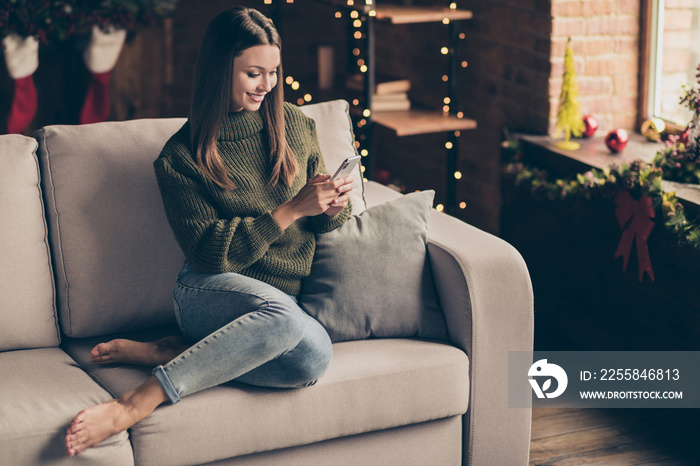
[230,44,281,113]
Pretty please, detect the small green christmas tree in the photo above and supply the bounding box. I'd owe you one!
[555,38,585,150]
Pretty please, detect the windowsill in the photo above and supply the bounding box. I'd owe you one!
[518,133,700,216]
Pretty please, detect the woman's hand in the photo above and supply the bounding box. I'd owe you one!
[272,174,353,229]
[324,176,353,216]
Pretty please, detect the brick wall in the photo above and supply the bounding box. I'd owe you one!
[549,0,641,134]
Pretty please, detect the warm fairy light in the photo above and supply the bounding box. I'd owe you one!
[366,0,373,4]
[286,76,294,85]
[459,202,466,209]
[361,165,366,172]
[442,18,450,24]
[359,118,366,125]
[450,2,457,9]
[441,47,449,55]
[297,98,304,105]
[354,31,362,39]
[357,59,365,66]
[442,75,449,82]
[361,149,368,156]
[264,0,271,4]
[446,142,453,149]
[454,171,462,179]
[363,177,368,182]
[457,111,464,118]
[304,94,312,102]
[291,81,300,90]
[354,19,362,28]
[369,10,376,16]
[354,141,360,148]
[459,33,465,39]
[347,0,354,5]
[286,0,294,3]
[335,11,342,18]
[351,10,359,18]
[462,61,468,68]
[436,204,445,212]
[444,97,451,104]
[353,99,360,106]
[363,109,371,117]
[443,105,450,113]
[455,131,461,137]
[360,65,368,73]
[353,48,361,56]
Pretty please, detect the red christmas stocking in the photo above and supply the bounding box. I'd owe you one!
[80,71,112,125]
[79,25,126,125]
[2,34,39,134]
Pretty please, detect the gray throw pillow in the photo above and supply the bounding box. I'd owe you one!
[299,190,448,342]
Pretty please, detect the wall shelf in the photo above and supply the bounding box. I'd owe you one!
[371,109,477,137]
[373,5,473,24]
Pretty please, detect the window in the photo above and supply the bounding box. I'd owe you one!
[645,0,700,126]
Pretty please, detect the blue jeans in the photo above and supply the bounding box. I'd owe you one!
[152,264,333,404]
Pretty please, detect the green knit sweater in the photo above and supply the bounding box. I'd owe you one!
[154,103,351,295]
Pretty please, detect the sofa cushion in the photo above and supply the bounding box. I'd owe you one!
[299,190,448,342]
[299,99,365,215]
[0,134,60,351]
[0,347,133,464]
[35,119,188,338]
[62,335,469,465]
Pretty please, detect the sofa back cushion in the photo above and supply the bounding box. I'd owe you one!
[36,119,187,338]
[0,134,60,350]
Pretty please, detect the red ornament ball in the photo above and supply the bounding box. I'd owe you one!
[373,168,392,185]
[605,129,629,153]
[582,115,598,138]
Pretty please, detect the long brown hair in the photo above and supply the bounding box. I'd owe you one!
[189,7,297,190]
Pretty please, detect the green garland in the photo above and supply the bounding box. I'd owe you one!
[503,142,700,252]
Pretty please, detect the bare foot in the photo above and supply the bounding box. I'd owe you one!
[90,336,188,366]
[65,377,168,456]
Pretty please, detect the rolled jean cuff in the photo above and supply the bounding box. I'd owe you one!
[153,365,181,404]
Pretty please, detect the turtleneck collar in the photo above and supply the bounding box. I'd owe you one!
[218,110,264,141]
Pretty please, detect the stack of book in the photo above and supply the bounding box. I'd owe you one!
[345,73,411,112]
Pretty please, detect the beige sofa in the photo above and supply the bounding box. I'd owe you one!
[0,100,533,465]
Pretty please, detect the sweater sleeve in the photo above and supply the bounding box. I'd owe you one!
[154,156,284,273]
[304,118,352,234]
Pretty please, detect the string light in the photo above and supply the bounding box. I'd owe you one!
[461,60,468,68]
[353,19,362,28]
[350,10,359,18]
[443,105,450,113]
[454,171,462,179]
[436,204,445,212]
[335,11,342,18]
[347,0,354,5]
[357,59,365,66]
[361,165,366,172]
[368,9,376,16]
[354,31,362,39]
[264,0,271,4]
[459,202,466,209]
[304,94,312,102]
[454,131,461,137]
[363,109,371,117]
[360,65,367,73]
[445,142,453,149]
[442,75,449,82]
[291,81,300,90]
[442,18,450,25]
[459,33,465,39]
[441,47,449,55]
[354,141,360,148]
[443,97,451,104]
[353,48,361,56]
[285,76,294,85]
[450,2,457,9]
[360,149,368,156]
[297,98,304,105]
[352,99,360,106]
[457,112,464,118]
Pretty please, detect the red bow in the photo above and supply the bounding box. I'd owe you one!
[614,191,655,282]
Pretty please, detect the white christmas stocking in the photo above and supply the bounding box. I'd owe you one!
[2,33,39,133]
[79,25,126,124]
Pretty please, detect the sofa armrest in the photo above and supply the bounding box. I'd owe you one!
[427,210,534,466]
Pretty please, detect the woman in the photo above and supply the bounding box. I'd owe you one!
[64,7,353,457]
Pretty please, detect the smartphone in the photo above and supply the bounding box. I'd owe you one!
[330,155,361,181]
